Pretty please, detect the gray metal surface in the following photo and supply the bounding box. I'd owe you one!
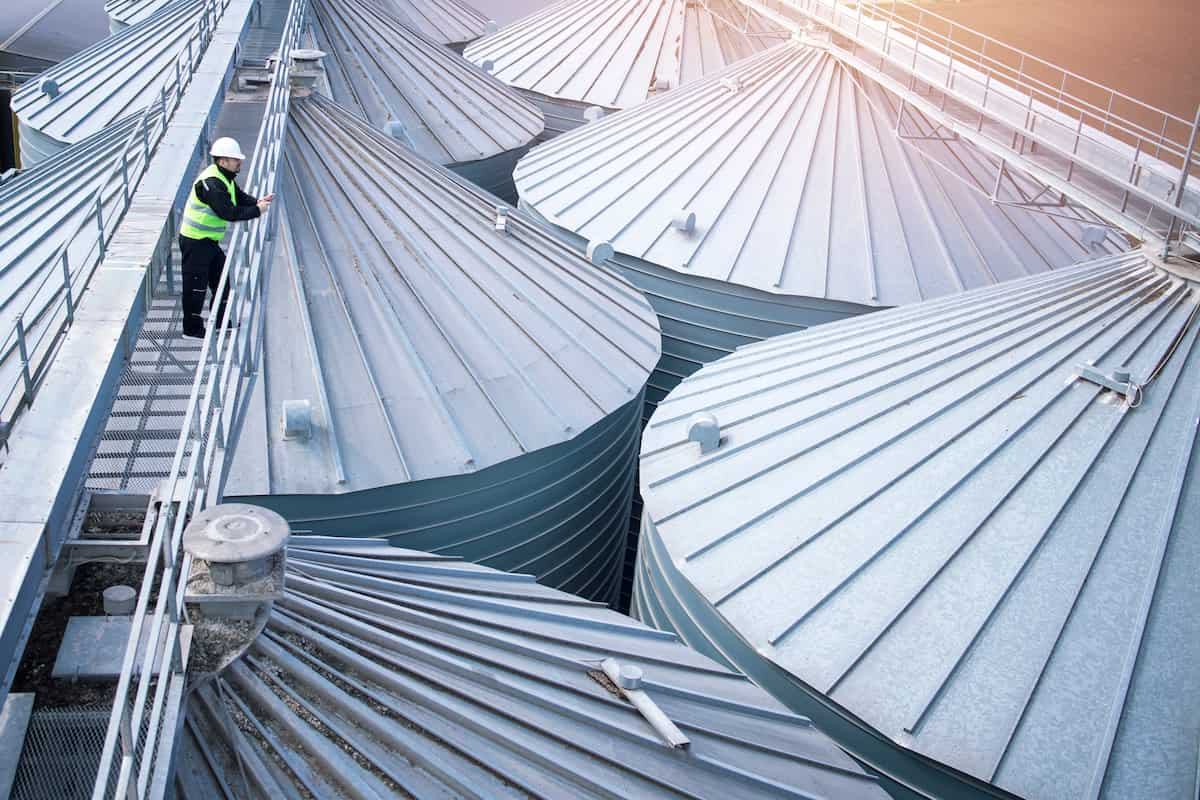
[0,110,160,427]
[104,0,178,28]
[463,0,785,136]
[374,0,489,47]
[517,41,1127,308]
[311,0,542,194]
[225,94,660,604]
[11,0,220,161]
[634,249,1200,800]
[0,0,254,717]
[175,536,889,800]
[0,0,110,64]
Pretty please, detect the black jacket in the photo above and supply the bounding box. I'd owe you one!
[195,163,260,222]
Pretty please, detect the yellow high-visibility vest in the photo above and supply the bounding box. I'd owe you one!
[180,163,237,241]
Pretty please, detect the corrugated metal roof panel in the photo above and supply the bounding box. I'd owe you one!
[225,95,660,604]
[312,0,543,169]
[375,0,489,47]
[0,110,161,414]
[635,249,1200,800]
[517,41,1127,308]
[463,0,785,134]
[103,0,177,28]
[231,92,658,488]
[176,537,890,800]
[11,0,215,161]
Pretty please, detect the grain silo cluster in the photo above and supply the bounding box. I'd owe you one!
[0,0,1195,797]
[11,0,223,163]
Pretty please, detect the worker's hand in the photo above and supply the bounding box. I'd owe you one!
[257,194,274,212]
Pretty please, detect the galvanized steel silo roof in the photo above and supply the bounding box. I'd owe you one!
[463,0,785,136]
[10,0,217,164]
[635,250,1200,800]
[177,536,891,800]
[375,0,490,48]
[516,39,1128,404]
[226,94,661,605]
[311,0,543,198]
[103,0,177,30]
[0,110,161,419]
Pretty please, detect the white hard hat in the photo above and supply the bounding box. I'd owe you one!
[210,137,246,160]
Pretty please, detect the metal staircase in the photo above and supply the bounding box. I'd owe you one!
[722,0,1200,251]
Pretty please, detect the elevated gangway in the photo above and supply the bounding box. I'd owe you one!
[85,2,302,795]
[721,0,1200,252]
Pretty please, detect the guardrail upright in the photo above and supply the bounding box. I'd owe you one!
[90,0,306,795]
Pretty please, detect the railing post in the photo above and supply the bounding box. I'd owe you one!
[62,251,74,324]
[1163,103,1200,254]
[15,316,33,407]
[95,197,107,257]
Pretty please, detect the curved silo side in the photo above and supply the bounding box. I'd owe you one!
[177,537,892,800]
[11,0,217,165]
[375,0,491,50]
[0,110,162,421]
[635,250,1200,800]
[463,0,785,137]
[103,0,178,30]
[224,94,661,607]
[310,0,543,202]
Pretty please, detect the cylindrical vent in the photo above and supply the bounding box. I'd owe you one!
[183,504,290,587]
[282,400,312,441]
[103,585,137,615]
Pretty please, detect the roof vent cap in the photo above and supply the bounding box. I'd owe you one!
[102,585,136,615]
[184,504,289,588]
[484,20,499,35]
[282,399,312,440]
[40,79,59,98]
[687,412,721,454]
[583,105,606,123]
[672,210,696,234]
[481,59,495,74]
[494,205,510,234]
[587,240,614,264]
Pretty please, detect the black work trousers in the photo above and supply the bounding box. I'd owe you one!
[179,236,230,337]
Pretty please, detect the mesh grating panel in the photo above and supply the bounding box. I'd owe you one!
[87,261,204,494]
[10,705,110,800]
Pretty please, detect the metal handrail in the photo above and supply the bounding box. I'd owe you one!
[733,0,1200,242]
[0,0,230,447]
[90,0,305,794]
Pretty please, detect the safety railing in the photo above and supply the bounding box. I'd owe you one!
[89,0,304,794]
[0,0,230,449]
[730,0,1200,244]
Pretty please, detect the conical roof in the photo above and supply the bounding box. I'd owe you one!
[229,92,659,491]
[312,0,543,166]
[376,0,490,47]
[0,110,160,416]
[517,41,1127,307]
[177,537,890,800]
[11,0,214,159]
[635,250,1200,800]
[104,0,176,27]
[463,0,784,112]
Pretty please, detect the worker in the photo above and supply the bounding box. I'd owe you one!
[178,137,273,338]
